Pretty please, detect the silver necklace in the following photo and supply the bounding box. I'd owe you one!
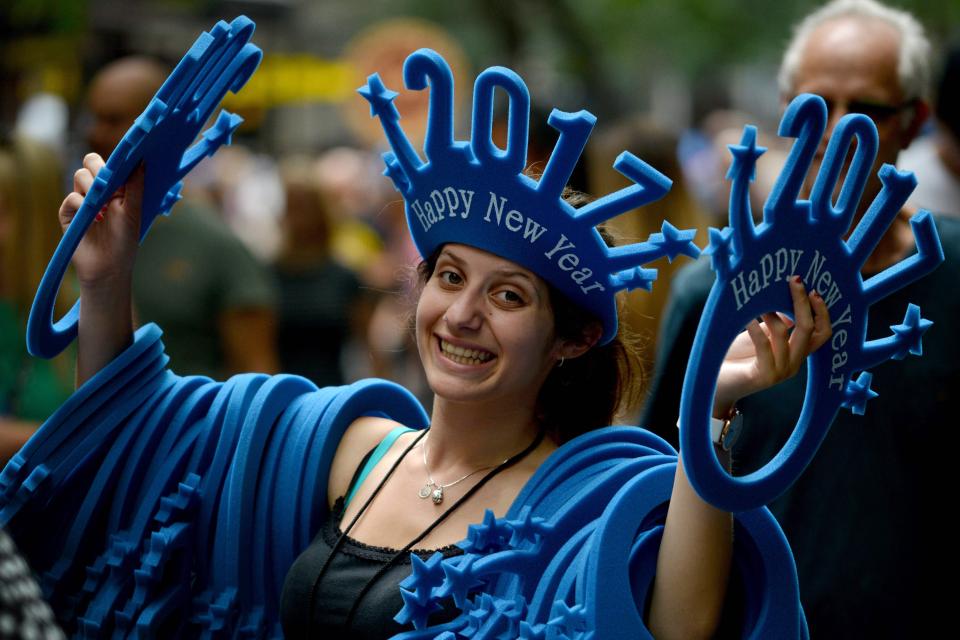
[418,433,506,505]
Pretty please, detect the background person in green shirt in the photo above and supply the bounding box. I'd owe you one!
[0,135,75,465]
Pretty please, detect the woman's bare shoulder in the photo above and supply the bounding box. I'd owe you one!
[326,416,406,510]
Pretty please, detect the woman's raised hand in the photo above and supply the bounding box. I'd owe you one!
[60,153,144,291]
[714,277,831,416]
[63,153,146,386]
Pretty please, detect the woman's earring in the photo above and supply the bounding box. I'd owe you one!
[557,356,565,368]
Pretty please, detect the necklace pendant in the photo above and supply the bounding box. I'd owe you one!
[431,487,444,505]
[418,483,433,499]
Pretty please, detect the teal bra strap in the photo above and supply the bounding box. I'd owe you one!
[344,425,416,509]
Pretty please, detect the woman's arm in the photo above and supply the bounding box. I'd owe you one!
[648,277,831,639]
[60,154,144,387]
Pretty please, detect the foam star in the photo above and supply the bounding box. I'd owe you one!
[399,552,445,597]
[464,509,509,554]
[481,595,525,638]
[842,371,879,415]
[394,585,444,629]
[726,125,766,184]
[382,153,411,193]
[505,507,552,547]
[889,303,932,360]
[609,266,658,292]
[437,556,484,608]
[357,74,400,121]
[646,220,700,263]
[702,226,734,277]
[462,592,495,635]
[548,601,587,634]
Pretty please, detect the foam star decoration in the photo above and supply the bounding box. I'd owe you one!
[725,124,767,184]
[702,226,734,278]
[519,621,548,640]
[646,220,700,263]
[436,556,484,608]
[841,371,879,416]
[395,584,444,629]
[548,601,588,635]
[505,506,553,548]
[889,303,932,360]
[399,552,446,598]
[462,592,495,635]
[485,595,525,638]
[382,154,411,193]
[357,74,400,120]
[464,509,510,554]
[609,266,658,292]
[198,111,242,150]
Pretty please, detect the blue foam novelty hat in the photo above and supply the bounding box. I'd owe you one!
[358,49,700,344]
[679,95,944,512]
[27,17,261,359]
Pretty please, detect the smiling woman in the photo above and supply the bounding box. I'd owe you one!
[4,42,835,640]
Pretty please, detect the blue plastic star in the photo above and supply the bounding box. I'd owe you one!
[726,125,767,183]
[358,73,400,120]
[889,303,932,360]
[702,226,734,277]
[437,556,484,608]
[842,371,880,415]
[647,220,700,263]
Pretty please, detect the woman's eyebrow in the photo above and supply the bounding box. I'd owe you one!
[438,249,465,265]
[492,268,536,284]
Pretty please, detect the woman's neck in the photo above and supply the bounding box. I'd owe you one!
[425,396,543,477]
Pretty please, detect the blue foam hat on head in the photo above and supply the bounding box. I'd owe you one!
[358,49,700,344]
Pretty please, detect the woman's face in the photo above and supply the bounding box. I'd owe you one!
[416,244,561,407]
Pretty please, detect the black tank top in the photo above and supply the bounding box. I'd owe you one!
[279,449,464,638]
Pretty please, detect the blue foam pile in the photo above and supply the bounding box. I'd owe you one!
[0,324,807,638]
[1,324,431,638]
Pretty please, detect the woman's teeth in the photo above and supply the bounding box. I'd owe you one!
[440,339,494,365]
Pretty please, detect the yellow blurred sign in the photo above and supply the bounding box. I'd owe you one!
[221,54,358,110]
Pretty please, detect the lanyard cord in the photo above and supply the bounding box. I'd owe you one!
[307,427,545,633]
[306,428,428,631]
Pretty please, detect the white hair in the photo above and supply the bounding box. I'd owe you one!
[778,0,931,101]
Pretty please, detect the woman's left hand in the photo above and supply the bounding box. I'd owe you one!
[714,276,831,416]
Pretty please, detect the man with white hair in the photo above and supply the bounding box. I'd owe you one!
[641,1,960,636]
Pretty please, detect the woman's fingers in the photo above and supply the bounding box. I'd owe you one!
[82,152,105,175]
[73,168,93,195]
[809,290,831,350]
[746,319,774,373]
[760,312,789,372]
[119,163,145,219]
[787,277,815,369]
[59,192,84,230]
